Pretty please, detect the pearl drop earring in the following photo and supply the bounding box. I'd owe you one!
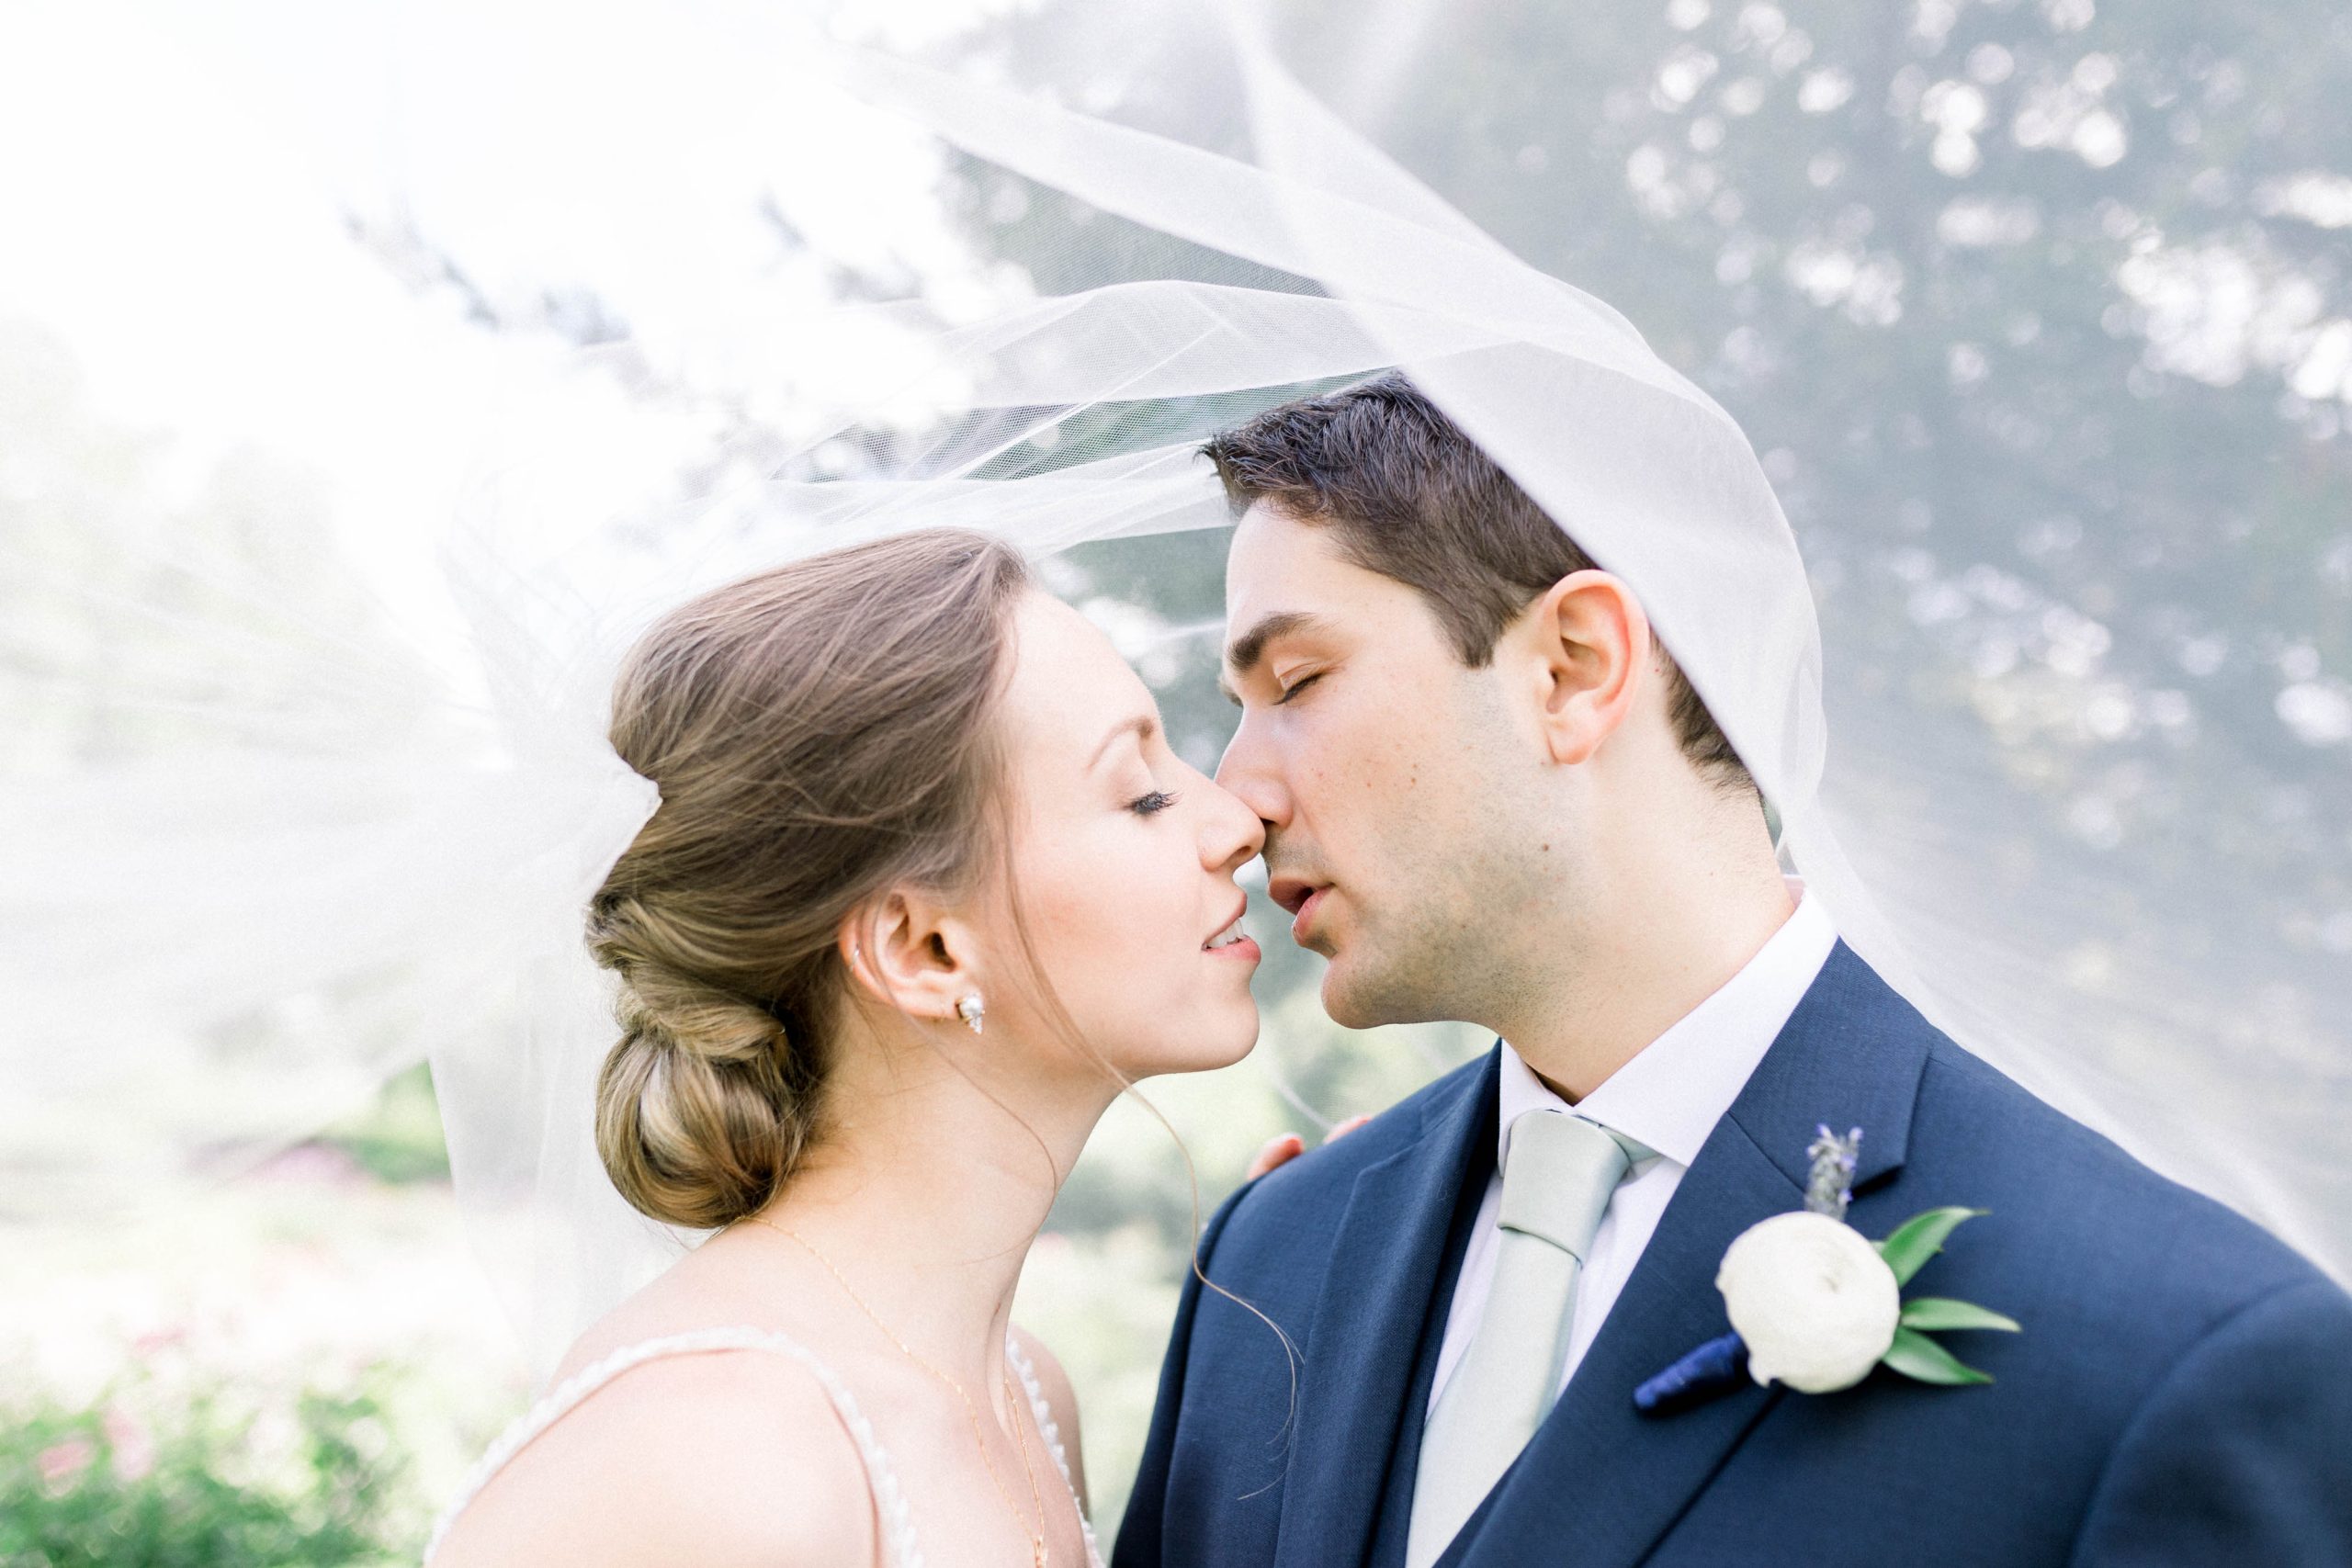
[955,993,986,1035]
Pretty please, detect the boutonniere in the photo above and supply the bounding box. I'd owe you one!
[1634,1125,2019,1415]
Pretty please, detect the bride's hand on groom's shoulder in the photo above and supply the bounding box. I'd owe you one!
[1246,1115,1373,1181]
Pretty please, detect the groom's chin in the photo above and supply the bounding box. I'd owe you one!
[1317,960,1421,1032]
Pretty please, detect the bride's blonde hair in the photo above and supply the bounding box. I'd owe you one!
[586,528,1029,1228]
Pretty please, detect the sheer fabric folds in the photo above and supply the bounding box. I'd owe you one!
[7,4,2343,1382]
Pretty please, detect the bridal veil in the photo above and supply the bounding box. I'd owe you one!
[6,0,2345,1382]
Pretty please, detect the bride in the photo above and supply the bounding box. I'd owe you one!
[430,527,1269,1566]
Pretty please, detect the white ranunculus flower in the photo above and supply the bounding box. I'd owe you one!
[1716,1211,1902,1393]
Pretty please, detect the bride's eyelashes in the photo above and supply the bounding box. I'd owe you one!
[1128,789,1181,817]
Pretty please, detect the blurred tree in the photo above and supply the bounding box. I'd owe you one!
[939,0,2352,1088]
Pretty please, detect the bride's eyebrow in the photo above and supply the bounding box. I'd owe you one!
[1087,713,1158,772]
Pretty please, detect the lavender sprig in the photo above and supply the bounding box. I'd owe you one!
[1804,1123,1863,1219]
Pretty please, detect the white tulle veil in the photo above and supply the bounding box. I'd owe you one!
[6,0,2346,1384]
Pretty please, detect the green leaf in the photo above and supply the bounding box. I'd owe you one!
[1899,1296,2021,1334]
[1874,1206,1984,1287]
[1882,1327,1995,1385]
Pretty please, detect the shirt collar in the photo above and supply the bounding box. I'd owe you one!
[1497,876,1838,1171]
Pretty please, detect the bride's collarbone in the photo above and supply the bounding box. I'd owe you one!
[438,1347,874,1567]
[661,1332,1091,1567]
[576,1338,1089,1568]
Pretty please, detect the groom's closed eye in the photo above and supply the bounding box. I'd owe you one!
[1222,609,1332,705]
[1273,671,1325,705]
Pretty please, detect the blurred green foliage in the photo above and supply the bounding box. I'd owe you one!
[322,1065,452,1187]
[0,1369,419,1567]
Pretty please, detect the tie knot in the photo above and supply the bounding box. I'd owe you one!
[1497,1112,1646,1260]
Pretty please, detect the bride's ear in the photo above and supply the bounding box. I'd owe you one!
[838,889,983,1027]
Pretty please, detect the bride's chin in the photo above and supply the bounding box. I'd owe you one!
[1128,1009,1261,1078]
[1189,1008,1262,1072]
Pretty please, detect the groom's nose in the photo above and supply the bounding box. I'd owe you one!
[1215,714,1292,832]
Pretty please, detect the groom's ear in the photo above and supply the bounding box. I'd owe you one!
[839,889,983,1028]
[1523,569,1654,767]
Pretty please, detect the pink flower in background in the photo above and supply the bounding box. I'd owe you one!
[132,1324,190,1358]
[37,1436,96,1492]
[103,1406,157,1482]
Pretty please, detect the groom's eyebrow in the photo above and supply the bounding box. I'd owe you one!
[1220,611,1325,704]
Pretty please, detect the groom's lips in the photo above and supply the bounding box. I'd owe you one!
[1268,874,1317,915]
[1269,874,1331,942]
[1291,887,1329,943]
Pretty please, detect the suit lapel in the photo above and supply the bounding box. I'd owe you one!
[1272,1048,1500,1568]
[1438,946,1936,1568]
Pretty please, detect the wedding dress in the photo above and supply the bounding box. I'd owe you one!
[424,1327,1102,1568]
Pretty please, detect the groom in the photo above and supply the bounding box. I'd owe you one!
[1113,374,2352,1567]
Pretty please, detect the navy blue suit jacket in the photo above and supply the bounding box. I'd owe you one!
[1114,945,2352,1567]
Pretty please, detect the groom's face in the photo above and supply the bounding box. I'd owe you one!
[1218,503,1545,1029]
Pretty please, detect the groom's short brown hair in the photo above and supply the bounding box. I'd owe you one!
[1202,371,1752,792]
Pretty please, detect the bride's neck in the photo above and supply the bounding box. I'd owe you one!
[740,1024,1114,1372]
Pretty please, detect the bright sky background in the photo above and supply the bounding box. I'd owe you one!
[0,0,1024,647]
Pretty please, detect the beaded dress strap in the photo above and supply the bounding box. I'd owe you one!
[1004,1335,1105,1568]
[424,1325,922,1566]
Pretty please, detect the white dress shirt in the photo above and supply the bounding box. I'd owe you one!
[1426,880,1838,1412]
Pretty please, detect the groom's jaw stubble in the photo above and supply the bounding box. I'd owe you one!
[1300,793,1563,1034]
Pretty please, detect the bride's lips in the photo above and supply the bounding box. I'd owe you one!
[1203,897,1261,965]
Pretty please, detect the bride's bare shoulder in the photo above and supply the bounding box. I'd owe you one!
[432,1337,872,1568]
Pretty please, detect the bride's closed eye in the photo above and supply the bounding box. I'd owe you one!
[1128,790,1181,817]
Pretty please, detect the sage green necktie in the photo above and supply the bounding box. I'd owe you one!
[1405,1111,1651,1568]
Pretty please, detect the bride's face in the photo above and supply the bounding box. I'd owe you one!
[987,591,1266,1079]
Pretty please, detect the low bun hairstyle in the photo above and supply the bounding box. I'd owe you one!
[587,529,1030,1229]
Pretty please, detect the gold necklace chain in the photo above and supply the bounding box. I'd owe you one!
[745,1216,1049,1567]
